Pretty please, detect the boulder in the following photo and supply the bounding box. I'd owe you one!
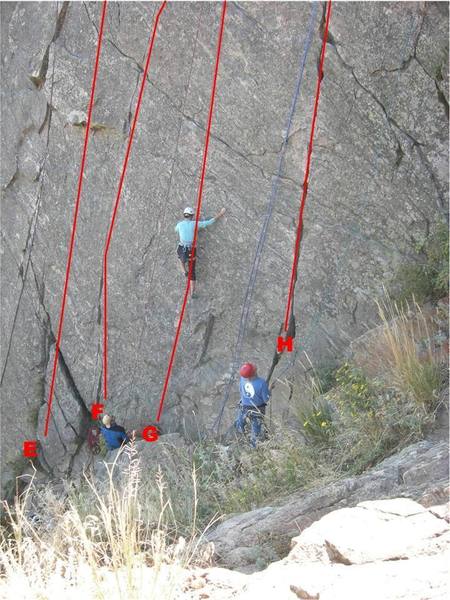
[183,498,450,600]
[207,439,449,571]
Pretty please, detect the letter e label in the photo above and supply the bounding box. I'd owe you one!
[23,440,37,458]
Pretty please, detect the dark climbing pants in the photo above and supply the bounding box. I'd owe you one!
[177,244,196,281]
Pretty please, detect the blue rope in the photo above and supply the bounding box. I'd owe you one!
[214,3,319,433]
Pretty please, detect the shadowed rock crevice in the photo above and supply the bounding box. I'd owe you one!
[329,36,448,223]
[28,259,90,421]
[30,1,69,89]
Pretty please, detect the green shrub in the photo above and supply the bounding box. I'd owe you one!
[427,221,449,296]
[297,399,335,444]
[331,387,433,475]
[332,362,373,414]
[311,364,337,395]
[393,221,449,305]
[314,354,441,476]
[395,264,434,306]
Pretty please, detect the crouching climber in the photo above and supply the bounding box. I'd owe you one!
[99,414,130,451]
[235,362,271,447]
[175,206,226,297]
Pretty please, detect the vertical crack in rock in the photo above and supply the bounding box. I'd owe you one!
[2,2,61,385]
[414,56,449,121]
[135,233,156,281]
[30,1,69,89]
[267,217,303,387]
[91,270,103,405]
[394,142,404,168]
[58,349,91,419]
[38,101,52,136]
[29,260,91,420]
[435,83,449,120]
[329,30,448,222]
[351,300,358,325]
[414,144,448,220]
[124,68,142,135]
[52,1,70,43]
[3,168,19,190]
[196,314,216,367]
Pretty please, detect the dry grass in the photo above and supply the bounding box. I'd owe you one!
[292,294,447,475]
[0,442,216,599]
[376,296,445,409]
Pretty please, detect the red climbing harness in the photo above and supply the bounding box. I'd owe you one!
[87,425,102,454]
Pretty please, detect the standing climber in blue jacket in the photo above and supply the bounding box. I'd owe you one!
[235,362,271,447]
[175,206,226,297]
[99,414,130,451]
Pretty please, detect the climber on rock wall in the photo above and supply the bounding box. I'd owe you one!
[99,414,130,451]
[175,206,226,297]
[235,362,271,447]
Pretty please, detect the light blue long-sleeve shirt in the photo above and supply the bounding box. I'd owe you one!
[175,218,216,246]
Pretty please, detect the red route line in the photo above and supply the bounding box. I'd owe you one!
[44,1,108,437]
[103,1,167,401]
[155,0,227,423]
[283,0,332,333]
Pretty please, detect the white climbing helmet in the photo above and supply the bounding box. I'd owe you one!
[183,206,195,216]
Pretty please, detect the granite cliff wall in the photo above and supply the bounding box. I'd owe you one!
[1,1,448,488]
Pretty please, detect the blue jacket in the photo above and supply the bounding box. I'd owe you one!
[100,424,130,451]
[239,376,271,407]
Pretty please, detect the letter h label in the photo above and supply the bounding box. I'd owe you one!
[277,336,293,352]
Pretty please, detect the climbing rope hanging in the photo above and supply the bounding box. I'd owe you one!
[155,0,227,423]
[102,1,167,403]
[126,9,204,399]
[213,2,319,434]
[265,0,333,400]
[282,0,332,336]
[44,0,108,436]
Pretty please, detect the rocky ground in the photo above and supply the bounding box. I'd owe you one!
[92,428,448,574]
[4,400,448,599]
[206,437,449,572]
[5,391,449,600]
[181,498,450,600]
[7,496,447,599]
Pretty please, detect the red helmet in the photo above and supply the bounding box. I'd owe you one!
[239,362,256,378]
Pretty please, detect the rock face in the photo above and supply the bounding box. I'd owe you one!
[1,3,448,488]
[207,439,449,571]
